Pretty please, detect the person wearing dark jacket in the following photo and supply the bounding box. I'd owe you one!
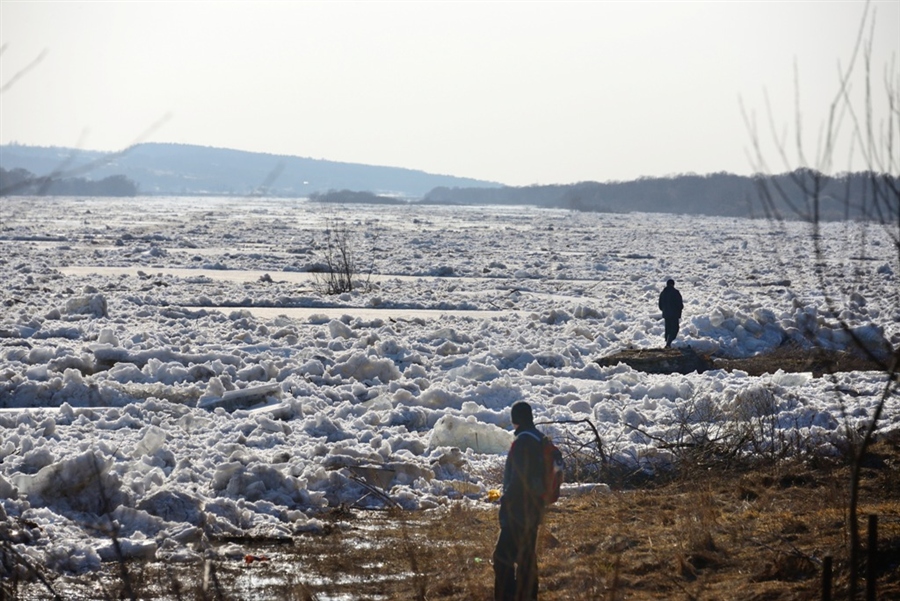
[658,278,684,348]
[494,401,546,601]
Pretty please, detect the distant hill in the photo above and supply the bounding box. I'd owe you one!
[0,142,500,198]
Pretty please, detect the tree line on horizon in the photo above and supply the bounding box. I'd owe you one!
[0,166,138,197]
[423,169,899,221]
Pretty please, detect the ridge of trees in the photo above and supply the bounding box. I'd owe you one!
[308,189,406,205]
[0,166,138,197]
[423,169,899,220]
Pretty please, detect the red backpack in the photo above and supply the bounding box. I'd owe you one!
[518,430,565,505]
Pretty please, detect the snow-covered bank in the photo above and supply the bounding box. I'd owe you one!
[1,196,897,574]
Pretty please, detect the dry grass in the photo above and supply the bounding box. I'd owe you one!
[9,433,899,600]
[540,436,900,601]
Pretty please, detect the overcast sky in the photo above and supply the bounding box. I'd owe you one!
[1,1,898,186]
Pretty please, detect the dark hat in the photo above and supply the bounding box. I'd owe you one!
[510,401,534,426]
[667,279,675,287]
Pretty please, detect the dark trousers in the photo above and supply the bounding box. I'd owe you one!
[493,516,540,601]
[664,317,680,347]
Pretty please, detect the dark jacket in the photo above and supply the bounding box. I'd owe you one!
[500,425,545,527]
[658,285,684,319]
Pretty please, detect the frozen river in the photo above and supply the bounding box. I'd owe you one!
[0,195,897,575]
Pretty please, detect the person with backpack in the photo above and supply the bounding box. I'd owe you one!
[493,401,562,601]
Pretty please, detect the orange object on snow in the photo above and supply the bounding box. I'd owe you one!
[244,554,270,564]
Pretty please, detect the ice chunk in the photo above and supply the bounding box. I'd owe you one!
[523,361,547,376]
[96,538,158,561]
[329,352,400,382]
[13,450,126,513]
[770,372,812,387]
[198,382,282,411]
[429,414,513,454]
[345,462,434,490]
[426,328,472,344]
[561,482,611,496]
[416,387,463,409]
[97,328,120,346]
[0,474,17,499]
[213,462,307,505]
[137,489,204,525]
[132,426,167,457]
[328,319,355,339]
[64,294,108,318]
[447,362,500,382]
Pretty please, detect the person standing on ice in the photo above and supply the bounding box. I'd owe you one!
[494,401,546,601]
[658,278,684,348]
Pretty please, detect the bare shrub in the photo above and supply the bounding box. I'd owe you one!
[311,218,373,295]
[728,385,786,461]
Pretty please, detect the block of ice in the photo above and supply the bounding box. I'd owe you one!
[429,414,513,454]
